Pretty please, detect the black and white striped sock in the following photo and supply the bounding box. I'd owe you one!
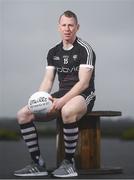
[20,122,43,165]
[63,122,79,163]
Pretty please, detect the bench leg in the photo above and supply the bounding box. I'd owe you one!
[76,116,101,169]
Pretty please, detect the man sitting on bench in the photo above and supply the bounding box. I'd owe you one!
[14,10,96,178]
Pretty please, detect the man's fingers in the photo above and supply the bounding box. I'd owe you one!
[49,96,54,102]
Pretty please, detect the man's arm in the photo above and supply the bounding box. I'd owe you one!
[38,66,55,93]
[63,66,93,101]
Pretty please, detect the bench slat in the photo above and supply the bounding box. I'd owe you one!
[87,111,122,117]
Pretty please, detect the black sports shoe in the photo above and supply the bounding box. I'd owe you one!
[14,162,48,177]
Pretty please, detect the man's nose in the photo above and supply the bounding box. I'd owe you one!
[65,25,69,31]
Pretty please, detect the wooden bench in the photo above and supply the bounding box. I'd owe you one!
[56,110,123,174]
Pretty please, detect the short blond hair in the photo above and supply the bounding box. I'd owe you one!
[59,10,78,24]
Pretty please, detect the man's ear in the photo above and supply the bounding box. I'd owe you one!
[58,24,60,32]
[77,24,80,31]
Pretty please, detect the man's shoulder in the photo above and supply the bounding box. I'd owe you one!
[76,37,96,61]
[77,37,96,55]
[49,42,62,53]
[76,37,93,49]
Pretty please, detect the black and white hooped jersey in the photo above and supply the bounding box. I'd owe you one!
[46,37,96,92]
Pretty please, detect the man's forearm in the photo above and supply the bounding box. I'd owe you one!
[38,80,53,93]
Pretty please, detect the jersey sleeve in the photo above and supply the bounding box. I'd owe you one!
[46,48,56,70]
[46,49,54,66]
[79,45,95,69]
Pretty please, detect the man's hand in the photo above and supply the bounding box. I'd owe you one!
[49,97,66,111]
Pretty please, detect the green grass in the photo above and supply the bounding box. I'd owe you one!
[0,129,20,141]
[121,128,134,140]
[0,127,134,141]
[0,128,56,140]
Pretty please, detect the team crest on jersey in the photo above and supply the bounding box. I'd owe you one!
[53,56,60,60]
[73,54,78,61]
[63,55,69,64]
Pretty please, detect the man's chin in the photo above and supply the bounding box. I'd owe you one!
[64,37,72,42]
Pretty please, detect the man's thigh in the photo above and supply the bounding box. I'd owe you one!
[62,95,87,120]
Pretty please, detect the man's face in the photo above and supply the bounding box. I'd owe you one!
[58,15,79,42]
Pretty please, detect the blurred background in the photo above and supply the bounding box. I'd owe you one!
[0,1,134,178]
[0,0,134,119]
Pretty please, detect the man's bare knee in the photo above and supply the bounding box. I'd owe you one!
[17,106,34,124]
[61,106,76,124]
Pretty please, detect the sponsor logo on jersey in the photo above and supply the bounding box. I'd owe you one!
[53,56,60,60]
[73,54,78,61]
[56,66,79,73]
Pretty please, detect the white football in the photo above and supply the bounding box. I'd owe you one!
[28,91,52,114]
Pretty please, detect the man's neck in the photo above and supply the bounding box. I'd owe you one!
[62,37,76,50]
[63,43,73,50]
